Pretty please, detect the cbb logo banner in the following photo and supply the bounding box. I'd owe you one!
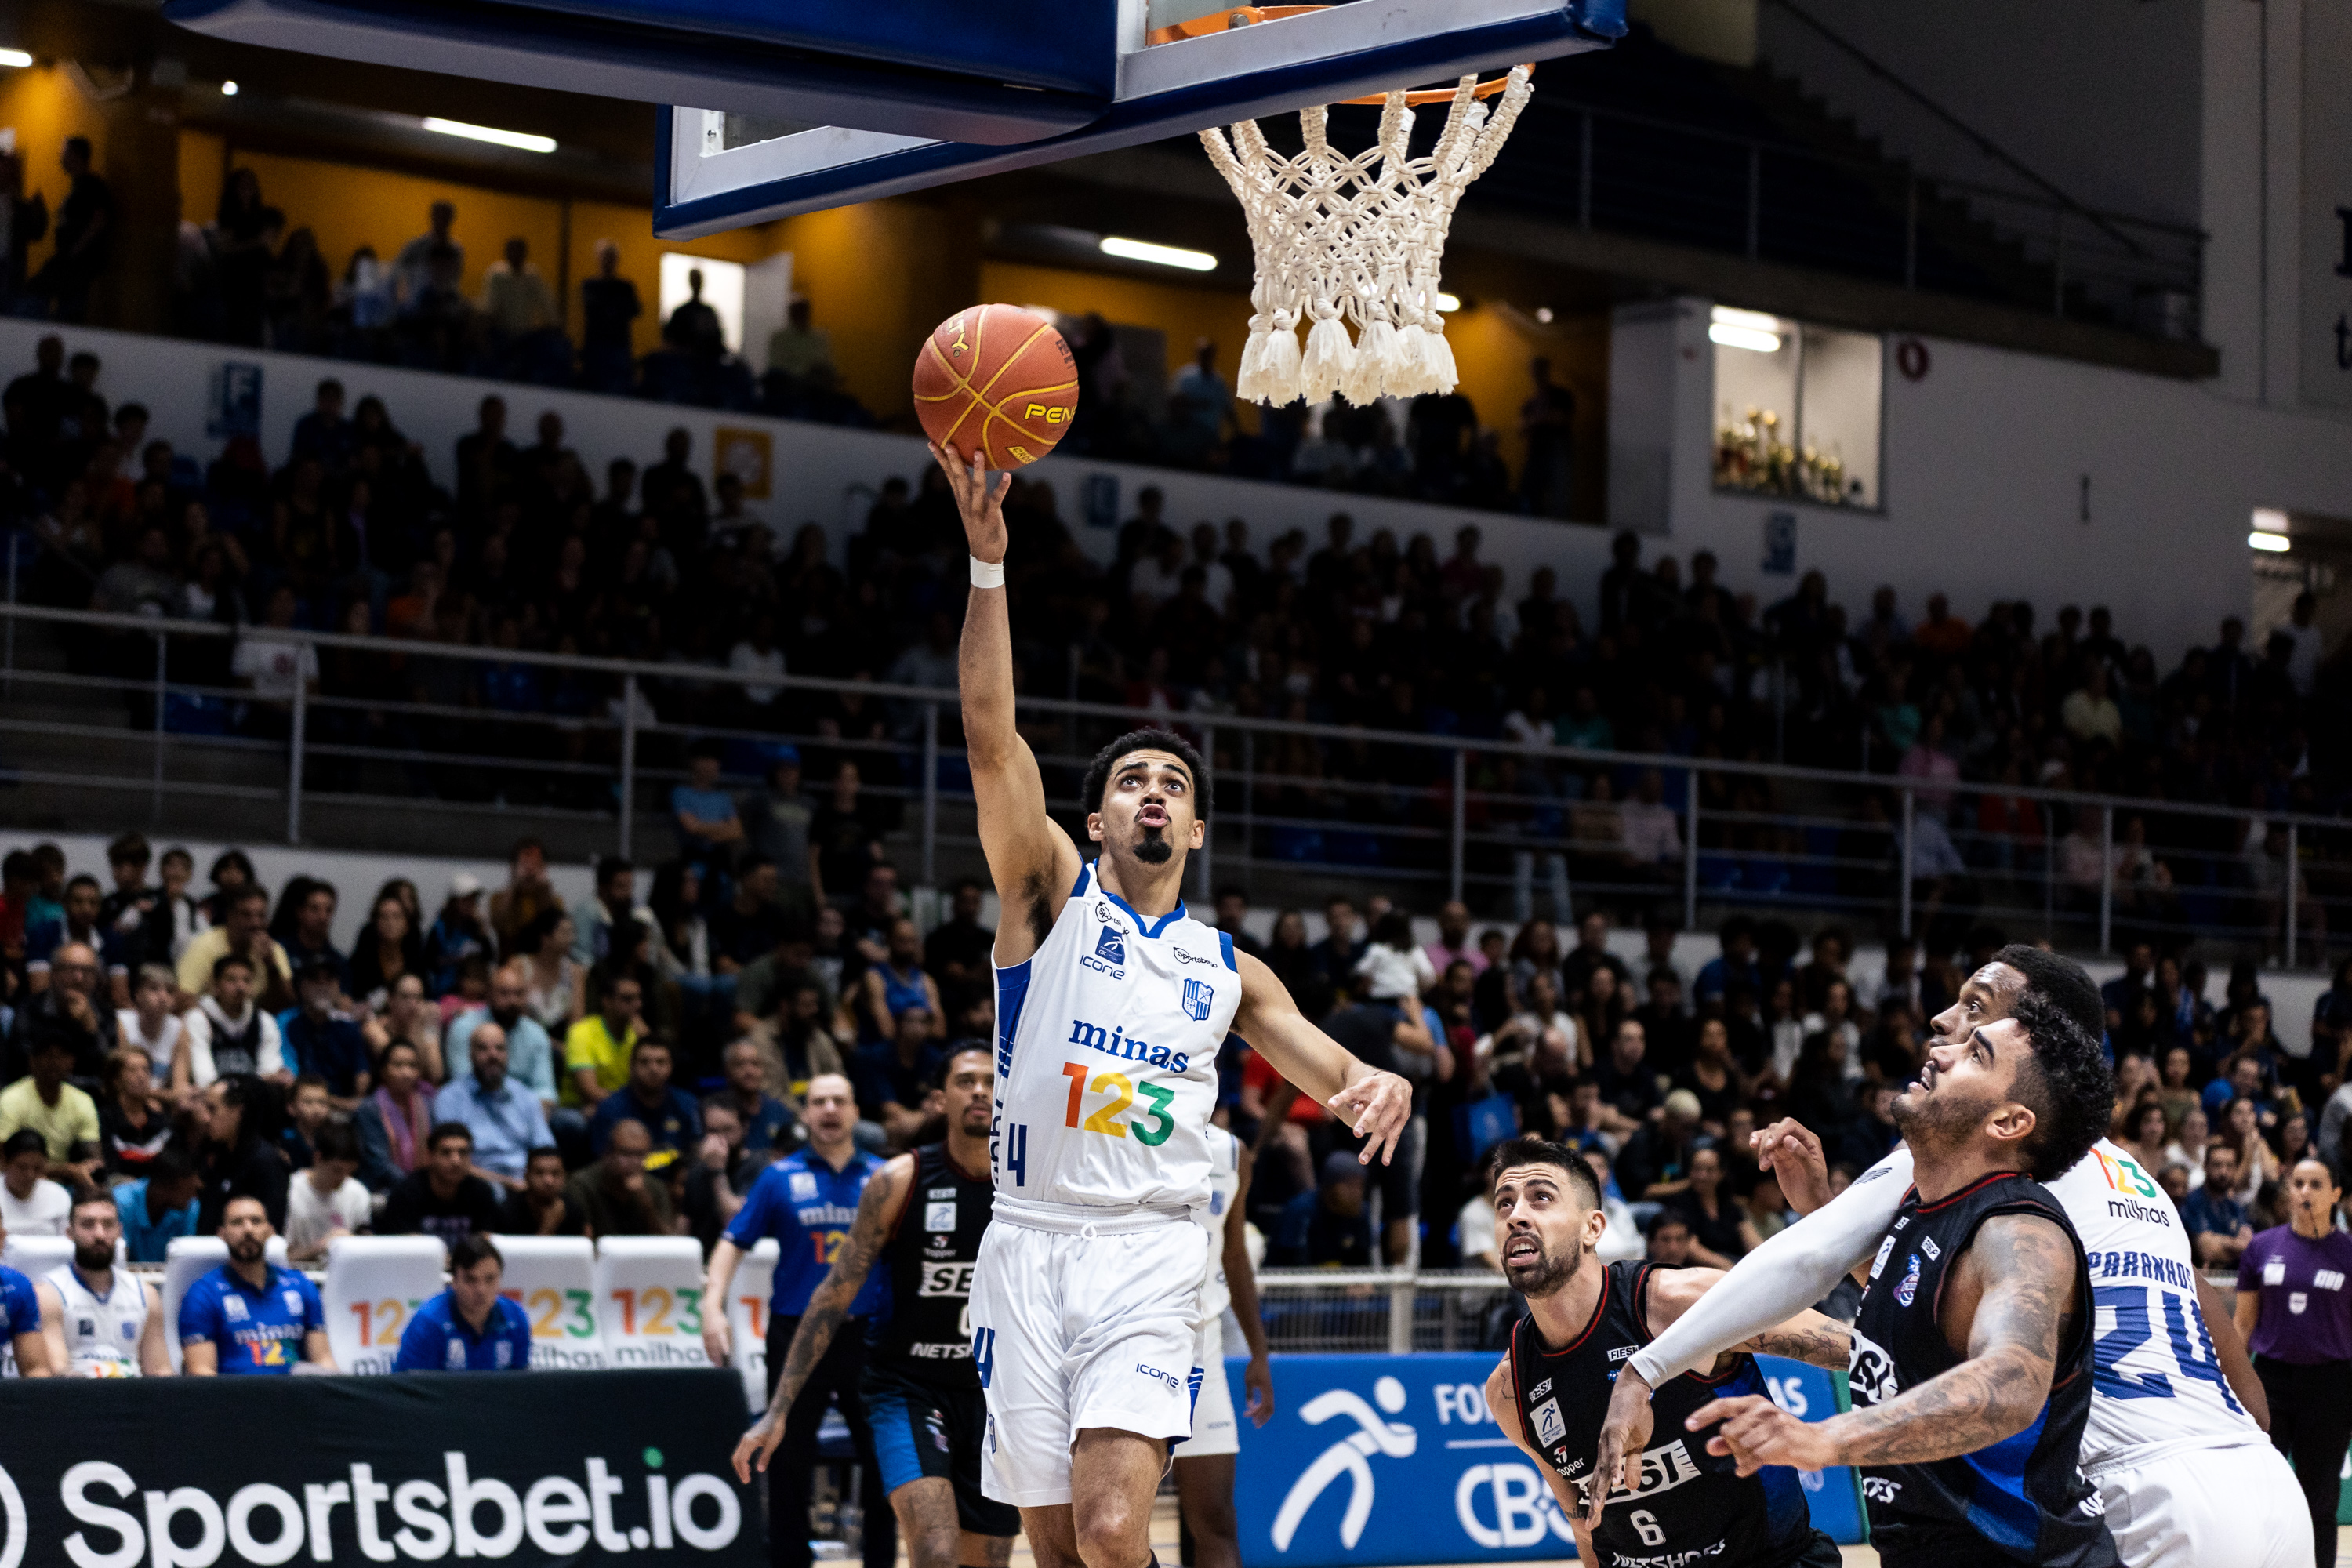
[1229,1353,1864,1568]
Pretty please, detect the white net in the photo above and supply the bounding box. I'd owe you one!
[1200,64,1534,407]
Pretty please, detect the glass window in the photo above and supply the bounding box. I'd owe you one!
[1711,307,1882,509]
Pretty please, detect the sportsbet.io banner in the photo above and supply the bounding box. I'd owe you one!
[1231,1352,1865,1567]
[0,1370,757,1566]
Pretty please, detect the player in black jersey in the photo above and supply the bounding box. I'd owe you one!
[737,1047,1021,1568]
[1681,992,2122,1568]
[1480,1136,1849,1568]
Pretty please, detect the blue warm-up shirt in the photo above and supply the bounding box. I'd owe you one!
[393,1290,534,1372]
[0,1265,40,1374]
[724,1149,891,1318]
[177,1264,326,1374]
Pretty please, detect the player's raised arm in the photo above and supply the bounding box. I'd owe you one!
[1231,949,1412,1163]
[732,1153,913,1480]
[938,444,1081,965]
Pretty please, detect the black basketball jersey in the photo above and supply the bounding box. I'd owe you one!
[1509,1260,1816,1568]
[1848,1172,2119,1568]
[872,1142,993,1388]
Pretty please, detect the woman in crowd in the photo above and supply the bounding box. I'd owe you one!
[1663,1145,1759,1269]
[354,1038,434,1192]
[2217,1095,2278,1209]
[1677,1016,1748,1137]
[100,1045,173,1179]
[115,964,184,1103]
[2165,1102,2211,1181]
[1574,965,1628,1072]
[347,891,423,1011]
[201,850,258,927]
[517,906,586,1033]
[2119,1098,2172,1176]
[362,973,444,1082]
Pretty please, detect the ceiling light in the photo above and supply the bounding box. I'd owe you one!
[1435,292,1462,313]
[1534,307,1554,324]
[1098,234,1216,271]
[220,79,238,95]
[2252,506,2289,534]
[1710,323,1782,353]
[420,116,557,153]
[0,49,32,68]
[2249,531,2291,554]
[1712,304,1781,333]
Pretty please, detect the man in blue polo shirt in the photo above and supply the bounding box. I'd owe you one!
[178,1194,337,1374]
[700,1072,894,1568]
[436,1024,553,1191]
[394,1234,533,1372]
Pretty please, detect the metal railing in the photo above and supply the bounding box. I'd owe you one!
[2,599,2343,965]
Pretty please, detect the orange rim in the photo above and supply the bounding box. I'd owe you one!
[1144,5,1532,105]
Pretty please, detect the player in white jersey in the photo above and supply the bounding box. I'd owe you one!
[1171,1125,1273,1568]
[34,1187,169,1377]
[1592,946,2309,1568]
[938,447,1410,1568]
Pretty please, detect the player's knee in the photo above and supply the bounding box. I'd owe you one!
[1072,1497,1148,1567]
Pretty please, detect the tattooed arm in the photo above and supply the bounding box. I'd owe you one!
[732,1155,913,1481]
[1686,1213,2075,1475]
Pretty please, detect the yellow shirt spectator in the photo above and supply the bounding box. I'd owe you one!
[562,1015,638,1108]
[0,1076,101,1160]
[176,926,292,999]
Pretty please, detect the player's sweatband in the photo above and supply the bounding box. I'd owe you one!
[970,556,1006,589]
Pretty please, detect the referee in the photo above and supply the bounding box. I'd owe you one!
[2236,1156,2352,1568]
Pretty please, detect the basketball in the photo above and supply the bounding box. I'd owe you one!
[912,303,1080,468]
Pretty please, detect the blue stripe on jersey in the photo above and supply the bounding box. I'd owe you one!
[996,959,1033,1078]
[1218,931,1236,971]
[1962,1398,2049,1554]
[1102,883,1186,938]
[1072,864,1091,897]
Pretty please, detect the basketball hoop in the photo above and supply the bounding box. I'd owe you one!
[1156,6,1534,406]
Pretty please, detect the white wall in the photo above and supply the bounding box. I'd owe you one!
[1614,297,2352,662]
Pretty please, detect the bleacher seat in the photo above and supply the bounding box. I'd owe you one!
[725,1238,779,1410]
[592,1236,712,1370]
[493,1235,606,1370]
[322,1235,449,1374]
[161,1235,289,1372]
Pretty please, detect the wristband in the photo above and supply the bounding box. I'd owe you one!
[970,556,1006,589]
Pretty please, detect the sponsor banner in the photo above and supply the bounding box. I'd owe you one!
[1232,1353,1864,1568]
[0,1368,757,1566]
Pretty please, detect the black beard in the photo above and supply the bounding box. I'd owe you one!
[1892,1082,1997,1154]
[1504,1233,1586,1299]
[74,1241,114,1272]
[1134,830,1174,865]
[227,1238,266,1265]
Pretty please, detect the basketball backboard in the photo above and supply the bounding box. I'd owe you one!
[655,0,1626,238]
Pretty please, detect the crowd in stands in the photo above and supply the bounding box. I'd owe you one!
[4,812,2349,1305]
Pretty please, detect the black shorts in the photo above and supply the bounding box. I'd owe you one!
[860,1366,1021,1538]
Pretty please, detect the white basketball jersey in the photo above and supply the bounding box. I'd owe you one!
[1194,1127,1243,1319]
[2050,1138,2265,1470]
[991,863,1240,1216]
[44,1264,150,1377]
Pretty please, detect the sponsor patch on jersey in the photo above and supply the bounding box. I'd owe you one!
[2290,1291,2310,1315]
[1919,1236,1940,1260]
[1860,1476,1901,1504]
[1182,977,1214,1022]
[925,1201,957,1232]
[283,1291,304,1314]
[1531,1397,1566,1447]
[1527,1377,1552,1401]
[789,1171,819,1201]
[223,1296,249,1322]
[1868,1236,1896,1281]
[920,1263,977,1297]
[2265,1259,2287,1285]
[2318,1269,2347,1291]
[1606,1345,1638,1362]
[1894,1254,1922,1308]
[446,1340,466,1370]
[1849,1327,1900,1406]
[1569,1439,1701,1508]
[1095,924,1127,967]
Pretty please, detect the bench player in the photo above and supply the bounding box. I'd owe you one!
[736,1047,1019,1568]
[938,445,1412,1568]
[35,1186,169,1376]
[1595,946,2305,1568]
[1481,1136,1849,1568]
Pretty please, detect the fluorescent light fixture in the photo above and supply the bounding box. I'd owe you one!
[420,116,557,154]
[220,79,238,96]
[1710,323,1782,353]
[1435,292,1462,313]
[1711,305,1781,333]
[1098,234,1216,272]
[0,49,32,68]
[2252,506,2290,534]
[2249,531,2291,554]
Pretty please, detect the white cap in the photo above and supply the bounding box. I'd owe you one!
[450,871,485,899]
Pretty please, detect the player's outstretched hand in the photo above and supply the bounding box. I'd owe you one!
[1686,1395,1835,1476]
[732,1412,786,1484]
[1244,1353,1276,1428]
[929,442,1009,565]
[1751,1118,1831,1215]
[1588,1364,1656,1527]
[1328,1068,1413,1164]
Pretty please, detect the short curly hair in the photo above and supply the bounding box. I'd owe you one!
[1079,728,1210,821]
[2009,988,2116,1181]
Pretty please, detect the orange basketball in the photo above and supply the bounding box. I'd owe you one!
[912,303,1079,468]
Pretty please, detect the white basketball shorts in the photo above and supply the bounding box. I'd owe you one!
[972,1212,1210,1507]
[2091,1440,2314,1568]
[1169,1316,1236,1461]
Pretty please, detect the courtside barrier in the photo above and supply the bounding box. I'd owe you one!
[1232,1352,1864,1567]
[323,1235,449,1374]
[0,1369,757,1564]
[497,1236,609,1370]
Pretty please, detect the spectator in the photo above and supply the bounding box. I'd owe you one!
[1269,1152,1375,1267]
[27,137,112,322]
[494,1145,587,1236]
[564,1116,678,1237]
[114,1145,203,1262]
[924,878,996,1019]
[194,1075,290,1231]
[0,1034,102,1182]
[394,1232,532,1370]
[766,296,835,390]
[391,200,461,308]
[743,750,816,892]
[284,1121,372,1262]
[2183,1142,2254,1267]
[2233,1157,2352,1568]
[569,857,642,967]
[1,1130,70,1236]
[435,1022,553,1189]
[99,1046,173,1179]
[176,953,286,1093]
[856,918,942,1044]
[488,837,559,956]
[1646,1209,1697,1267]
[857,1004,945,1145]
[1660,1145,1759,1268]
[354,1039,437,1193]
[1591,1018,1660,1134]
[6,940,114,1083]
[176,887,292,1008]
[347,891,423,1009]
[588,1036,701,1160]
[176,1194,336,1374]
[1617,1088,1704,1198]
[281,958,370,1109]
[662,267,724,361]
[561,968,644,1112]
[381,1123,503,1246]
[579,240,641,392]
[712,1036,800,1157]
[674,739,747,865]
[515,907,586,1033]
[424,873,491,996]
[116,964,183,1100]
